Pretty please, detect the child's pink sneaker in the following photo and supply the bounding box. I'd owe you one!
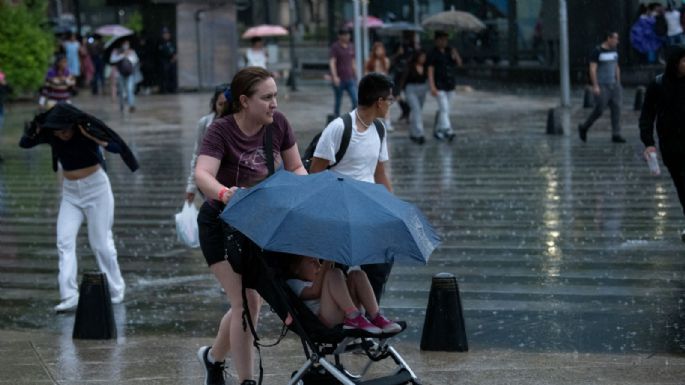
[370,313,402,333]
[343,313,382,334]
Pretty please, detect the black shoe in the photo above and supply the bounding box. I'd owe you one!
[197,346,226,385]
[446,133,456,142]
[409,135,425,145]
[240,381,257,385]
[611,135,626,143]
[578,124,587,142]
[680,230,685,243]
[433,131,445,141]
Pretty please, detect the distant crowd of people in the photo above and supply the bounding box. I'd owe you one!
[328,28,463,145]
[41,28,178,113]
[631,1,685,63]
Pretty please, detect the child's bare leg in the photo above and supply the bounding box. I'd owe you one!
[319,268,357,327]
[346,270,380,317]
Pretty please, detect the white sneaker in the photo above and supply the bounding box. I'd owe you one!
[54,296,79,312]
[111,292,125,304]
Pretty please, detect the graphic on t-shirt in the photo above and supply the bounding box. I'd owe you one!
[235,146,280,186]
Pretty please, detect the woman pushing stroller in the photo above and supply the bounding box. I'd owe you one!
[287,256,401,334]
[194,67,307,385]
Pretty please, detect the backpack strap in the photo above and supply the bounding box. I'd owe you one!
[263,124,275,176]
[373,118,386,143]
[373,118,386,158]
[332,113,353,167]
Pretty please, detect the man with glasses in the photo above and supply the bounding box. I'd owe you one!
[427,31,462,142]
[310,72,394,304]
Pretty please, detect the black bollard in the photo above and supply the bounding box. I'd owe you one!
[73,272,116,339]
[634,86,646,111]
[583,86,594,109]
[420,272,468,352]
[545,107,562,135]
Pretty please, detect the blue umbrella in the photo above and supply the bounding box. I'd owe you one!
[220,170,441,266]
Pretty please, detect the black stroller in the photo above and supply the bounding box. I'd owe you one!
[238,246,421,385]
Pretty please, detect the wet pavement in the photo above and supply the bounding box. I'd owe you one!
[0,80,684,384]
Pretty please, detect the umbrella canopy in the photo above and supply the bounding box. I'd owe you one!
[421,8,486,32]
[379,21,423,32]
[242,24,289,39]
[103,34,135,64]
[345,15,384,29]
[95,24,133,36]
[221,170,441,266]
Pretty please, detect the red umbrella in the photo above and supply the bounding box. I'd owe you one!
[345,16,384,29]
[242,25,289,39]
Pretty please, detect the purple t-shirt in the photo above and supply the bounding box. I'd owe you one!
[330,41,355,82]
[199,111,296,191]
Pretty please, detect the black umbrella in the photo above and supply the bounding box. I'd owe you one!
[103,33,135,64]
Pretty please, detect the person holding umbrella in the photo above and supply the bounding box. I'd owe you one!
[18,104,138,312]
[109,39,139,113]
[194,67,306,385]
[245,37,268,69]
[309,72,394,304]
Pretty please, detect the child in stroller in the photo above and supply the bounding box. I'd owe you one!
[287,255,401,334]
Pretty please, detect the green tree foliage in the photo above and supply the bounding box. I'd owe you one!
[125,10,143,34]
[0,0,53,94]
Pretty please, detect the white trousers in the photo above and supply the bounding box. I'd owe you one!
[434,90,455,134]
[56,168,125,300]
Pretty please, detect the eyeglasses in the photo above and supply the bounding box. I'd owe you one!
[382,96,396,105]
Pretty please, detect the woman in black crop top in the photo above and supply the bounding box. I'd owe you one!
[19,110,127,313]
[400,50,429,144]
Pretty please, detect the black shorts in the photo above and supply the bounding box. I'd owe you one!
[197,201,248,271]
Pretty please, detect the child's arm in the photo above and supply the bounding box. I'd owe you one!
[299,260,333,300]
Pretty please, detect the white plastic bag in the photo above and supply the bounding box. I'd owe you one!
[175,202,200,248]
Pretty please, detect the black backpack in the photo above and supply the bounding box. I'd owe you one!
[301,113,385,171]
[117,58,134,77]
[655,14,668,36]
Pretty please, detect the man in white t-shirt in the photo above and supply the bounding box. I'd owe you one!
[310,72,394,303]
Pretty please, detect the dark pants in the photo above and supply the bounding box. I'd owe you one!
[332,79,358,116]
[361,262,393,305]
[664,153,685,217]
[160,61,177,94]
[579,83,622,136]
[90,57,105,95]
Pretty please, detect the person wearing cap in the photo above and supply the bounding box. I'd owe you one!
[185,83,228,202]
[329,28,358,116]
[18,104,138,312]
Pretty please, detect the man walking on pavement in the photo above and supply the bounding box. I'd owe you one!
[427,31,462,142]
[329,28,358,117]
[578,31,626,143]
